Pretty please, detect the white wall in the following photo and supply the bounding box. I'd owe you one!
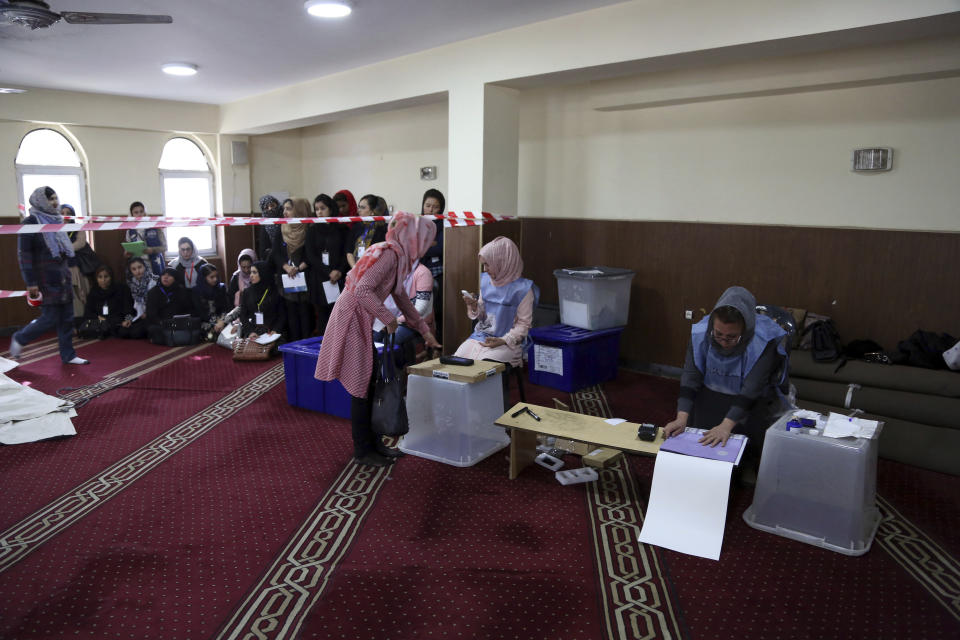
[248,129,303,207]
[518,56,960,231]
[299,101,448,213]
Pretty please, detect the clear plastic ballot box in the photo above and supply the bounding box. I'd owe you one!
[400,359,509,467]
[743,413,882,555]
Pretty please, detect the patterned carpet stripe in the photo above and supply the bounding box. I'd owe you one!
[876,494,960,622]
[0,362,285,574]
[574,385,685,640]
[56,343,211,403]
[214,461,393,640]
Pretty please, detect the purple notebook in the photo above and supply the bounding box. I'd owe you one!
[659,428,747,465]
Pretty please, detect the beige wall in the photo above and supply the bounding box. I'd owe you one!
[299,101,448,213]
[518,49,960,232]
[248,129,303,207]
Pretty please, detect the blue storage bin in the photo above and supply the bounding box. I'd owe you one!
[527,324,624,392]
[279,337,397,418]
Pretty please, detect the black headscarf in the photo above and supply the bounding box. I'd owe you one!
[259,195,281,244]
[246,260,274,300]
[195,263,221,300]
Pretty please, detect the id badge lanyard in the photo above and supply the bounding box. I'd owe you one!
[255,288,268,325]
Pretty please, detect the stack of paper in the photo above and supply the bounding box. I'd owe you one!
[822,412,880,439]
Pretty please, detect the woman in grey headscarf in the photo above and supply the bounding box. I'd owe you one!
[9,186,88,364]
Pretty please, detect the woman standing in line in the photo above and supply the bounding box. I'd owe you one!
[307,194,347,335]
[345,194,388,269]
[272,198,314,341]
[314,212,440,468]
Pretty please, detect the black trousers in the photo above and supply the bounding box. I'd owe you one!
[284,298,314,342]
[350,361,379,458]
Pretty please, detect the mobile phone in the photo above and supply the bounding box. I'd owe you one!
[439,355,474,366]
[461,289,476,299]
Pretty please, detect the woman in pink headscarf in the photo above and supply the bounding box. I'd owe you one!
[315,211,440,468]
[454,236,539,367]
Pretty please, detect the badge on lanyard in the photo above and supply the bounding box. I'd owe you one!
[357,246,366,258]
[255,312,265,325]
[322,251,330,266]
[102,304,109,316]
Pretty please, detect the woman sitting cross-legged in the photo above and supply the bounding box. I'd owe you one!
[127,256,157,332]
[78,265,143,339]
[145,268,197,345]
[193,263,232,342]
[238,261,286,341]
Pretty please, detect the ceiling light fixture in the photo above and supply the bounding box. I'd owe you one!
[0,88,28,94]
[161,62,198,77]
[304,1,352,18]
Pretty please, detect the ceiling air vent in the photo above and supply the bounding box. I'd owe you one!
[852,148,893,172]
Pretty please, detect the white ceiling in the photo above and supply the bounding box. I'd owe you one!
[0,0,624,104]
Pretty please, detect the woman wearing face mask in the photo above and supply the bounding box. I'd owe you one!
[239,261,285,340]
[127,256,157,329]
[257,194,283,263]
[193,264,231,341]
[78,265,139,339]
[345,194,388,269]
[10,186,88,364]
[314,212,441,468]
[227,249,257,307]
[167,237,208,289]
[145,268,196,345]
[272,198,313,341]
[306,194,347,335]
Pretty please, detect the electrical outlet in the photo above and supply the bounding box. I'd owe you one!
[684,310,693,320]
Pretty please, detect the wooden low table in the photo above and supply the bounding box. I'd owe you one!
[495,402,665,479]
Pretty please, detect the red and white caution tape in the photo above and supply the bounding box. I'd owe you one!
[3,211,512,234]
[0,290,27,298]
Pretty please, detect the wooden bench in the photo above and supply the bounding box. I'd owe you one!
[495,402,665,479]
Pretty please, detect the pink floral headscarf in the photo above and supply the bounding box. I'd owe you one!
[345,212,437,293]
[479,236,523,287]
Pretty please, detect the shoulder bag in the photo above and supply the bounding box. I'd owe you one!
[371,333,409,437]
[233,336,275,361]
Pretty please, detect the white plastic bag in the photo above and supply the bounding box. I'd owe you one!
[217,323,239,350]
[943,340,960,371]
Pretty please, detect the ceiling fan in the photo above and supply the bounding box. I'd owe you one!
[0,0,172,30]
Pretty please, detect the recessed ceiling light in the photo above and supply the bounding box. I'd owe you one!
[304,1,352,18]
[161,62,198,77]
[0,87,27,94]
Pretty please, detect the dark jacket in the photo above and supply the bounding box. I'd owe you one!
[17,214,72,306]
[83,283,135,324]
[145,284,195,326]
[239,283,286,338]
[304,224,347,307]
[192,283,231,323]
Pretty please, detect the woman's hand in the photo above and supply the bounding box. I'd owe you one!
[423,332,441,350]
[482,336,506,348]
[397,315,406,325]
[214,320,225,332]
[284,264,298,276]
[385,318,398,334]
[663,413,689,438]
[98,315,107,322]
[329,269,341,283]
[121,319,132,328]
[248,332,258,340]
[346,253,356,268]
[462,292,477,306]
[698,420,735,448]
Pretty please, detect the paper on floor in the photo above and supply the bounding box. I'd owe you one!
[0,356,17,374]
[638,451,733,561]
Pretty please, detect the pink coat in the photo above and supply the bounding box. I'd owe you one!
[314,246,429,398]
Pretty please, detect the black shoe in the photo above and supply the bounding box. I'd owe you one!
[375,446,406,458]
[353,452,396,467]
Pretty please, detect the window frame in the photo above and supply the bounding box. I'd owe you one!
[158,154,217,257]
[15,129,88,220]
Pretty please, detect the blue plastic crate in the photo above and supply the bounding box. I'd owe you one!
[279,337,398,418]
[526,324,624,392]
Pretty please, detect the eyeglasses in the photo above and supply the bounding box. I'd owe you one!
[709,329,742,346]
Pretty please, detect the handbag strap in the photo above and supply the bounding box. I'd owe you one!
[379,332,401,382]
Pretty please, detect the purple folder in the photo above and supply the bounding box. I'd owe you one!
[659,428,747,465]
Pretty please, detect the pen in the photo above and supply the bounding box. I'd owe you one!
[511,407,526,418]
[525,407,541,422]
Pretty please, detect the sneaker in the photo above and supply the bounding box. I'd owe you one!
[9,338,23,359]
[353,452,395,468]
[66,357,90,365]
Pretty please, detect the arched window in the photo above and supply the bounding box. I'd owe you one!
[159,137,215,254]
[15,129,86,218]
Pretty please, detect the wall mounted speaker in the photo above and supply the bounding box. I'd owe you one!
[420,166,437,180]
[231,140,249,166]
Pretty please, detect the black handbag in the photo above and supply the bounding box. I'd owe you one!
[371,333,409,437]
[78,317,110,339]
[73,244,102,276]
[160,315,201,346]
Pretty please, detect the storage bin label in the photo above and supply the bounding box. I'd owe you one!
[534,345,563,375]
[432,370,450,379]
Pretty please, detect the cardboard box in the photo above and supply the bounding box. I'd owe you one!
[582,447,624,469]
[407,358,505,384]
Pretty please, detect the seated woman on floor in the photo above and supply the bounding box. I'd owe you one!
[167,236,208,289]
[145,268,198,345]
[193,264,231,342]
[127,256,157,326]
[238,261,286,341]
[227,249,257,307]
[455,236,539,368]
[78,265,142,339]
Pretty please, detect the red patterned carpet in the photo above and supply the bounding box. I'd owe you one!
[0,336,958,640]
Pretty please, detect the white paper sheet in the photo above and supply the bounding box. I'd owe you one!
[254,333,281,345]
[533,344,563,375]
[603,418,626,426]
[0,356,17,374]
[638,451,733,561]
[322,280,340,304]
[822,412,880,439]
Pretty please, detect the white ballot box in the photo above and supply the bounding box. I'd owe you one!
[743,413,882,555]
[401,359,509,467]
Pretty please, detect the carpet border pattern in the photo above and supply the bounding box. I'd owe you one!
[214,462,392,640]
[0,361,284,574]
[876,494,960,622]
[574,385,685,640]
